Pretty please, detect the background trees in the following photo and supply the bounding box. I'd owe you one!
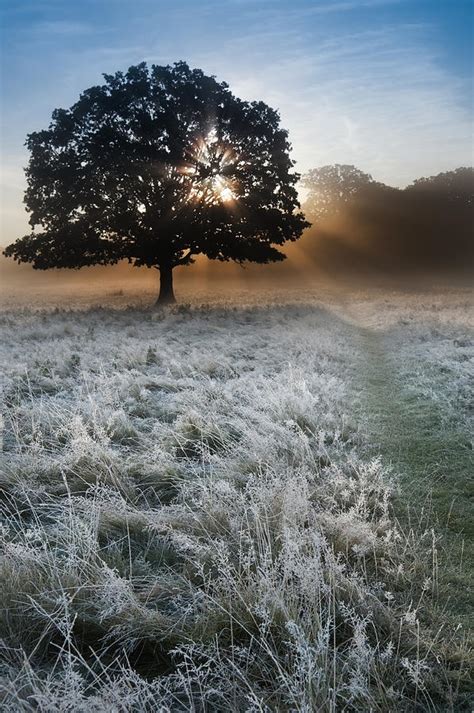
[3,62,308,303]
[301,164,379,222]
[300,165,474,275]
[408,167,473,203]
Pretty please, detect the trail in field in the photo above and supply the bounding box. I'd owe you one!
[336,299,474,628]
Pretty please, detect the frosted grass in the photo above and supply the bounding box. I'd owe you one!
[0,294,471,711]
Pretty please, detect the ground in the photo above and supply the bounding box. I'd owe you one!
[0,285,472,711]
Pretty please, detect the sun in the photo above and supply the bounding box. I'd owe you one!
[208,174,235,202]
[181,130,238,205]
[218,185,235,202]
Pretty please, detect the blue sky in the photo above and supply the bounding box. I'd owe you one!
[1,0,473,243]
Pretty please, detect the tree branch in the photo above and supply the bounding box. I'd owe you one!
[176,249,193,265]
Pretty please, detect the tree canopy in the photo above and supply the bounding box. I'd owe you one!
[4,61,309,302]
[301,164,378,222]
[299,165,474,274]
[407,166,473,204]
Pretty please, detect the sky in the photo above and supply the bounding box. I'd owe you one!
[1,0,473,246]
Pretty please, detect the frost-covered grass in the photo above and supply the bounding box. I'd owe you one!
[0,290,472,711]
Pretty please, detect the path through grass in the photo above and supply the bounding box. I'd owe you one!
[353,322,473,632]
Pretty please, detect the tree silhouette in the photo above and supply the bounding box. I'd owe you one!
[298,165,473,274]
[3,62,309,303]
[302,164,378,222]
[407,167,473,204]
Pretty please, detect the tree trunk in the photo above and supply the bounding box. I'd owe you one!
[156,264,176,305]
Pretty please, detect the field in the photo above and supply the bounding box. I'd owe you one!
[0,286,472,711]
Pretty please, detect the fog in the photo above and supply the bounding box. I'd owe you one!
[2,165,472,309]
[1,248,471,314]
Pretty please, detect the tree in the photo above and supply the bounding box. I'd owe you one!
[408,167,473,204]
[301,164,378,222]
[299,165,473,274]
[4,62,309,304]
[402,167,474,270]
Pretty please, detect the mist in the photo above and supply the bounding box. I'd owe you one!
[2,165,472,309]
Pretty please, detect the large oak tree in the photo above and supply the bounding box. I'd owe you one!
[4,62,309,303]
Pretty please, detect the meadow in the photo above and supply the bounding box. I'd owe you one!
[0,286,472,711]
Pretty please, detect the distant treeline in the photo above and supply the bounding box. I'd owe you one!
[300,166,474,274]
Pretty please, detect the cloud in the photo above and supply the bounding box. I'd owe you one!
[189,18,471,186]
[30,20,93,36]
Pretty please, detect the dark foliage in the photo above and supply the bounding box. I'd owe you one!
[3,62,309,302]
[301,166,474,274]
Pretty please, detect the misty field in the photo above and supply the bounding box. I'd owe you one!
[0,288,472,712]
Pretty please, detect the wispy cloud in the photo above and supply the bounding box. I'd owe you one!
[30,20,93,36]
[190,16,471,186]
